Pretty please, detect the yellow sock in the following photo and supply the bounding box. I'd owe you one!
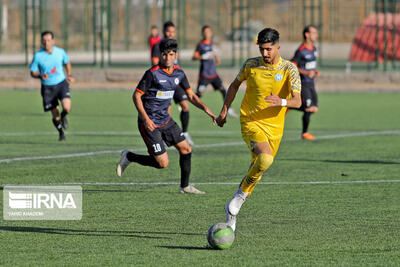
[240,153,274,195]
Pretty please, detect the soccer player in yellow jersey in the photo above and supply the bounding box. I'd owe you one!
[216,28,302,231]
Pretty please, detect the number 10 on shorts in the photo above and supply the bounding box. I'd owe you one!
[152,143,162,153]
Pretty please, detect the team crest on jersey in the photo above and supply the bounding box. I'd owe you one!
[174,78,179,85]
[274,73,283,81]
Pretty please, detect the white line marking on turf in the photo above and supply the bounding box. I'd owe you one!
[0,130,237,137]
[2,180,400,187]
[0,150,122,163]
[1,130,400,164]
[2,129,394,137]
[61,180,400,185]
[315,130,400,140]
[0,142,245,164]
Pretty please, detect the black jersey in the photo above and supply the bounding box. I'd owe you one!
[136,65,191,126]
[194,40,217,78]
[291,44,318,83]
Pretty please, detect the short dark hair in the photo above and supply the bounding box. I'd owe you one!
[160,38,178,53]
[41,30,54,39]
[303,25,316,40]
[257,28,279,45]
[163,21,175,35]
[202,25,210,33]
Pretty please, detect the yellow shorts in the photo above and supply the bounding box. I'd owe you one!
[241,121,283,161]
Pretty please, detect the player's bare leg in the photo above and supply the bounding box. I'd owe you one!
[51,107,65,141]
[175,140,204,194]
[51,107,60,121]
[60,98,71,130]
[302,106,318,140]
[154,153,169,168]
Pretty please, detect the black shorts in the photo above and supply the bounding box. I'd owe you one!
[197,75,223,94]
[41,79,70,111]
[138,118,186,156]
[173,85,188,104]
[299,82,318,111]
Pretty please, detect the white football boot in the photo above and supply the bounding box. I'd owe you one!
[228,190,247,216]
[116,150,131,177]
[182,132,194,146]
[225,203,237,232]
[179,185,205,194]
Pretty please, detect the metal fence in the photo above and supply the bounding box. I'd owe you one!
[0,0,398,70]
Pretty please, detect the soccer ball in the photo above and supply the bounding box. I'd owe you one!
[207,222,235,249]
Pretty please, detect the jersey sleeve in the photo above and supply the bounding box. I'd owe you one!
[179,73,191,92]
[62,49,70,64]
[30,54,39,72]
[290,49,301,66]
[136,70,153,94]
[194,43,201,56]
[287,62,301,94]
[236,59,250,82]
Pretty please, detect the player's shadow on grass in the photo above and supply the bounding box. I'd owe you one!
[83,188,150,193]
[156,245,214,250]
[0,226,203,239]
[283,158,400,165]
[0,226,170,239]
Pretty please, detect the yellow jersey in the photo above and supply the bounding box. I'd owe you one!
[236,56,301,139]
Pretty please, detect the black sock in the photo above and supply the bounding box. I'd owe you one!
[61,110,68,118]
[220,88,227,100]
[179,153,191,188]
[126,152,161,169]
[180,111,189,133]
[52,118,64,134]
[302,112,312,133]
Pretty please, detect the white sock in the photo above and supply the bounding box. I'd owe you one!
[234,188,248,199]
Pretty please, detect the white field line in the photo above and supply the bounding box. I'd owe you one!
[0,129,346,137]
[0,130,238,137]
[315,130,400,140]
[2,180,400,187]
[1,130,400,164]
[0,131,140,137]
[60,180,400,185]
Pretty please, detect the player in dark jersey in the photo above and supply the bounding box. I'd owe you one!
[192,25,238,118]
[30,30,75,141]
[151,21,195,145]
[291,25,320,140]
[117,39,216,194]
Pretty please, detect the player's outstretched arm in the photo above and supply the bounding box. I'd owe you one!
[132,90,156,131]
[216,78,241,127]
[264,91,301,109]
[186,90,216,123]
